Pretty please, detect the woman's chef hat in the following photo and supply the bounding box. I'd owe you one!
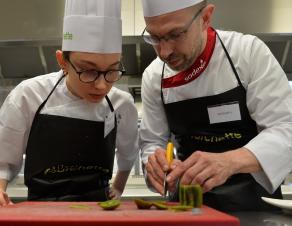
[142,0,204,17]
[62,0,121,53]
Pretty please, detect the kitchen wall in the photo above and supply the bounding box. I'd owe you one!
[0,0,65,40]
[209,0,292,33]
[1,0,292,40]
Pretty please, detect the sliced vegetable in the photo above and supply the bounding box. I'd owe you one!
[134,199,153,209]
[98,199,120,210]
[169,205,193,212]
[152,202,168,210]
[69,204,91,210]
[179,184,203,208]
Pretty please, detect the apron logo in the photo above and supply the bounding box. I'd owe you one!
[191,132,242,143]
[44,164,109,175]
[184,59,206,82]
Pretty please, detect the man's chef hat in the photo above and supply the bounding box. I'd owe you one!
[142,0,204,17]
[62,0,121,53]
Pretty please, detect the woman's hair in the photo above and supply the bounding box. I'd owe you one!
[62,51,71,61]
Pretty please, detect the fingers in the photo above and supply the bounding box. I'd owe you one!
[182,151,201,172]
[145,148,169,195]
[166,180,177,193]
[108,187,121,200]
[0,191,12,207]
[108,188,115,199]
[146,148,185,195]
[153,148,170,172]
[180,153,207,184]
[189,165,217,192]
[108,190,116,200]
[201,177,217,193]
[178,151,231,192]
[165,159,183,184]
[147,170,165,195]
[147,148,235,195]
[146,157,164,185]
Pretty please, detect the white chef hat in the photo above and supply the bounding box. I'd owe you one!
[142,0,204,17]
[62,0,122,53]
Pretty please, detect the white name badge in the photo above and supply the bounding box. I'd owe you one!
[207,102,241,124]
[104,112,115,138]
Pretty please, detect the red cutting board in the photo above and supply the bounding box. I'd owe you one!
[0,201,240,226]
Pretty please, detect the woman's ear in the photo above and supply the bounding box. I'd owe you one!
[56,50,68,74]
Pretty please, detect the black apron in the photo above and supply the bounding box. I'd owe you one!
[24,75,117,201]
[161,31,282,211]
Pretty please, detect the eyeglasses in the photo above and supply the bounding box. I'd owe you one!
[142,6,205,46]
[67,59,125,83]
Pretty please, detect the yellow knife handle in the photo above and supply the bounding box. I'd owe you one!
[166,142,174,166]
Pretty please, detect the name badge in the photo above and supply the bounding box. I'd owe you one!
[104,112,115,137]
[207,102,241,124]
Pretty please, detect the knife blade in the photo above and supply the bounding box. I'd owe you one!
[163,142,174,197]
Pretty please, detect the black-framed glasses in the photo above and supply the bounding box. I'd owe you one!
[142,6,205,46]
[67,59,125,83]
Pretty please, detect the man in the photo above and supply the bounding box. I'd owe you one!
[139,0,292,211]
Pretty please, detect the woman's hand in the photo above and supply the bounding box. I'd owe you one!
[108,186,122,200]
[0,190,13,206]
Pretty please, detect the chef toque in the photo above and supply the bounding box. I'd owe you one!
[142,0,204,17]
[62,0,121,53]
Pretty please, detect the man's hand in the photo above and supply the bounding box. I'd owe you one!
[145,148,181,195]
[167,148,261,193]
[167,151,234,193]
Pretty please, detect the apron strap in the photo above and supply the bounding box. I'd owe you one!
[36,74,116,114]
[160,62,167,105]
[35,74,66,115]
[215,31,245,89]
[105,95,114,112]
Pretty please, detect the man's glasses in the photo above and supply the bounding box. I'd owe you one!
[67,59,125,83]
[142,6,205,46]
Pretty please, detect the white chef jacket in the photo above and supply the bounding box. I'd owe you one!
[140,29,292,194]
[0,71,139,181]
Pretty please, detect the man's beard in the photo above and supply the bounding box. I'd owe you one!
[164,41,203,71]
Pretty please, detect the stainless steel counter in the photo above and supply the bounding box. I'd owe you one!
[230,211,292,226]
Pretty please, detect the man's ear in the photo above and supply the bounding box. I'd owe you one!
[56,50,68,74]
[201,4,215,30]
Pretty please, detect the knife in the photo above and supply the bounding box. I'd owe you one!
[163,142,174,197]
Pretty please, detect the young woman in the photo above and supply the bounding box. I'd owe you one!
[0,0,139,205]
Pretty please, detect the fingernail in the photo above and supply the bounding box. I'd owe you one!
[166,175,171,181]
[163,164,168,171]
